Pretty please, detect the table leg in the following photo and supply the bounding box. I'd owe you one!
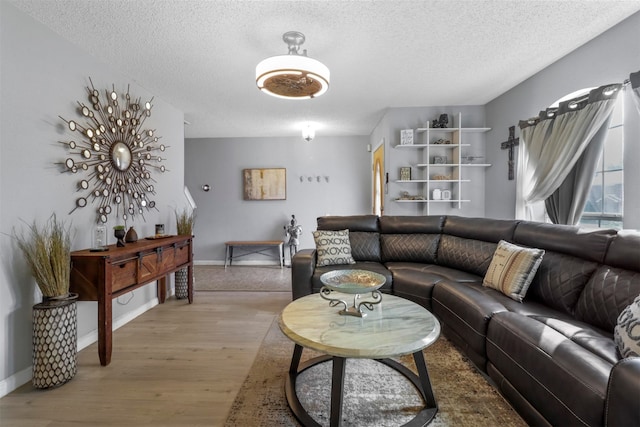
[413,350,437,409]
[157,275,167,304]
[97,291,112,366]
[187,262,194,304]
[330,356,346,427]
[224,245,229,268]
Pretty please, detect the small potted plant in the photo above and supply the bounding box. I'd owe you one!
[174,207,195,299]
[13,214,78,389]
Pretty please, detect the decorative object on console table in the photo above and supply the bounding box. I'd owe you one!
[500,126,520,180]
[113,225,125,247]
[125,226,138,243]
[400,167,412,181]
[12,214,78,389]
[400,129,414,145]
[432,189,442,200]
[175,207,195,299]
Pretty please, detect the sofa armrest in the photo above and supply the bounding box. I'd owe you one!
[291,249,317,300]
[605,357,640,426]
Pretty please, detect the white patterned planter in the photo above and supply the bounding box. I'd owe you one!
[32,293,78,389]
[175,267,189,300]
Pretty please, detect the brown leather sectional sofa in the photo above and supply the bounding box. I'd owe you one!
[291,215,640,426]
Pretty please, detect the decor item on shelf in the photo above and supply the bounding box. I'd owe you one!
[432,189,442,200]
[174,207,195,299]
[397,191,425,201]
[433,155,448,164]
[442,189,452,200]
[113,225,126,247]
[432,174,451,180]
[461,155,485,164]
[431,114,449,128]
[400,167,411,181]
[125,226,138,243]
[400,129,414,145]
[155,224,165,235]
[59,78,168,224]
[500,125,520,180]
[433,138,451,144]
[302,123,315,142]
[256,31,330,99]
[12,214,78,389]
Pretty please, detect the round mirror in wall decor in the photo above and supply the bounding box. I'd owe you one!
[58,78,168,223]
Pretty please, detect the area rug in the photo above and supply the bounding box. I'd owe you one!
[224,319,526,427]
[194,265,291,292]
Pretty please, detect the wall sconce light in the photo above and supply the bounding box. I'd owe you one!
[302,123,315,142]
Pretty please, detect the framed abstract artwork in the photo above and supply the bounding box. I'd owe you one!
[243,168,286,200]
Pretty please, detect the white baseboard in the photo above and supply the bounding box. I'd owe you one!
[194,260,287,266]
[0,298,159,398]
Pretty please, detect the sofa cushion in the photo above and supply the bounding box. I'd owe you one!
[437,235,496,277]
[574,265,640,332]
[312,229,356,267]
[379,215,444,233]
[385,262,482,283]
[380,234,439,263]
[390,269,443,310]
[349,231,381,262]
[442,215,518,242]
[527,251,598,316]
[317,215,379,232]
[483,240,544,302]
[432,281,508,369]
[614,294,640,358]
[486,312,612,427]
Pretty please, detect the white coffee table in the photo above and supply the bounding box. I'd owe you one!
[279,292,441,427]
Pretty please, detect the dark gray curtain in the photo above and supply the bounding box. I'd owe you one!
[518,83,621,224]
[631,70,640,114]
[545,117,612,224]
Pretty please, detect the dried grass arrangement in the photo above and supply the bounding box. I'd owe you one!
[175,207,195,235]
[13,214,72,298]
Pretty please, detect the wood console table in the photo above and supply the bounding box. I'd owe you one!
[70,235,193,366]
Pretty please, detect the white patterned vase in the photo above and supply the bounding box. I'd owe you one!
[32,293,78,389]
[175,268,189,300]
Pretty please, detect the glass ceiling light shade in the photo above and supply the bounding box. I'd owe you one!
[256,31,330,99]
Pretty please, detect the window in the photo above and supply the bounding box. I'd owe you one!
[579,95,624,230]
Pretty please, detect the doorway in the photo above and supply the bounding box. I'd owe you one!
[373,141,385,216]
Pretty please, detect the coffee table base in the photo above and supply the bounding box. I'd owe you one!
[285,344,438,427]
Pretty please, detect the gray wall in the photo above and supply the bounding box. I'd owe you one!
[184,135,371,263]
[484,11,640,228]
[1,3,186,394]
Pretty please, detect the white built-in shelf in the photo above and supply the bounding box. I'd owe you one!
[395,143,470,149]
[415,163,492,168]
[396,179,471,183]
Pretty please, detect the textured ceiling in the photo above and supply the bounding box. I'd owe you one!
[9,0,640,139]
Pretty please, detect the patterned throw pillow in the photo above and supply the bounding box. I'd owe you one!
[312,229,356,267]
[614,294,640,358]
[483,240,545,302]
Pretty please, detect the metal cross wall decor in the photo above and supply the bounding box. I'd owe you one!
[500,126,519,180]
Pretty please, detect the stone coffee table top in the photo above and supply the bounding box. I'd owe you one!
[279,293,440,359]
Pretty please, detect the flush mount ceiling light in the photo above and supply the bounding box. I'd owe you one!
[256,31,330,99]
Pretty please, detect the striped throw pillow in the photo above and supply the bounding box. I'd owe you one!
[483,240,545,302]
[313,229,356,267]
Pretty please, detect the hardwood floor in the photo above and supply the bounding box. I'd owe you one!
[0,290,292,426]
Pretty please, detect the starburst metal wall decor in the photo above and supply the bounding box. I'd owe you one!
[59,79,168,224]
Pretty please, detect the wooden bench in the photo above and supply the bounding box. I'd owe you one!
[224,240,284,268]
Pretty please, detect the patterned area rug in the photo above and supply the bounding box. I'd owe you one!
[194,265,291,292]
[225,319,526,427]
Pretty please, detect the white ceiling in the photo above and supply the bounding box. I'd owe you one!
[9,0,640,139]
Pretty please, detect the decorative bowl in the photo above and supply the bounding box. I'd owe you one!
[320,269,386,294]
